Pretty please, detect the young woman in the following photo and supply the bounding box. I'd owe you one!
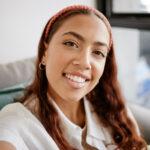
[0,5,147,150]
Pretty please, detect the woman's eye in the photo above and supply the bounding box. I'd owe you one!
[63,41,78,48]
[93,50,106,58]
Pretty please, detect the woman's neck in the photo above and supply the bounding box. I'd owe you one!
[50,95,86,128]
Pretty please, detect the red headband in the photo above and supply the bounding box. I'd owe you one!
[45,5,112,49]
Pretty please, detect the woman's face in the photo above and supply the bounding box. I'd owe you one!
[44,14,110,103]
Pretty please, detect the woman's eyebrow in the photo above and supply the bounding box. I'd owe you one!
[62,31,85,42]
[62,31,109,49]
[94,41,109,49]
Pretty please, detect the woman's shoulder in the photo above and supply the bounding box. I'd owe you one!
[0,103,31,149]
[0,102,35,129]
[0,102,27,119]
[0,94,38,119]
[0,102,59,150]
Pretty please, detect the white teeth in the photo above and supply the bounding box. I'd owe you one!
[65,73,86,83]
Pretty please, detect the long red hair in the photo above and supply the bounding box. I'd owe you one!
[21,5,147,150]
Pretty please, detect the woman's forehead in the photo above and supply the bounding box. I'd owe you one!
[52,14,110,47]
[59,14,106,29]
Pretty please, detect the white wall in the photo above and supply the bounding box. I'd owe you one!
[112,27,140,102]
[0,0,96,64]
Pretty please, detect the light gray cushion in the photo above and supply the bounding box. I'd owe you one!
[0,57,36,109]
[129,103,150,144]
[0,57,35,89]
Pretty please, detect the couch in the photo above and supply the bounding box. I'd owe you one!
[0,57,150,144]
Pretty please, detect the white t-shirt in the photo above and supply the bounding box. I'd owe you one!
[0,97,139,150]
[0,102,59,150]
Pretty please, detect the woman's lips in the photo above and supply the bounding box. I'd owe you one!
[63,72,90,89]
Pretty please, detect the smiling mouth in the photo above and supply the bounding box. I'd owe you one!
[63,73,90,83]
[62,73,90,88]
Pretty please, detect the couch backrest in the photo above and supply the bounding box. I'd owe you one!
[0,57,35,109]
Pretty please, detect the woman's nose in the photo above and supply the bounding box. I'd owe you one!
[72,51,91,70]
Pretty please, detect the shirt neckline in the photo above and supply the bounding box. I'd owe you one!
[50,96,113,149]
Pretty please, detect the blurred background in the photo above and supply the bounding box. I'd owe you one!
[0,0,150,143]
[0,0,150,108]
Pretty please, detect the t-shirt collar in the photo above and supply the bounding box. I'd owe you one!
[84,96,106,141]
[83,97,114,150]
[50,96,112,149]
